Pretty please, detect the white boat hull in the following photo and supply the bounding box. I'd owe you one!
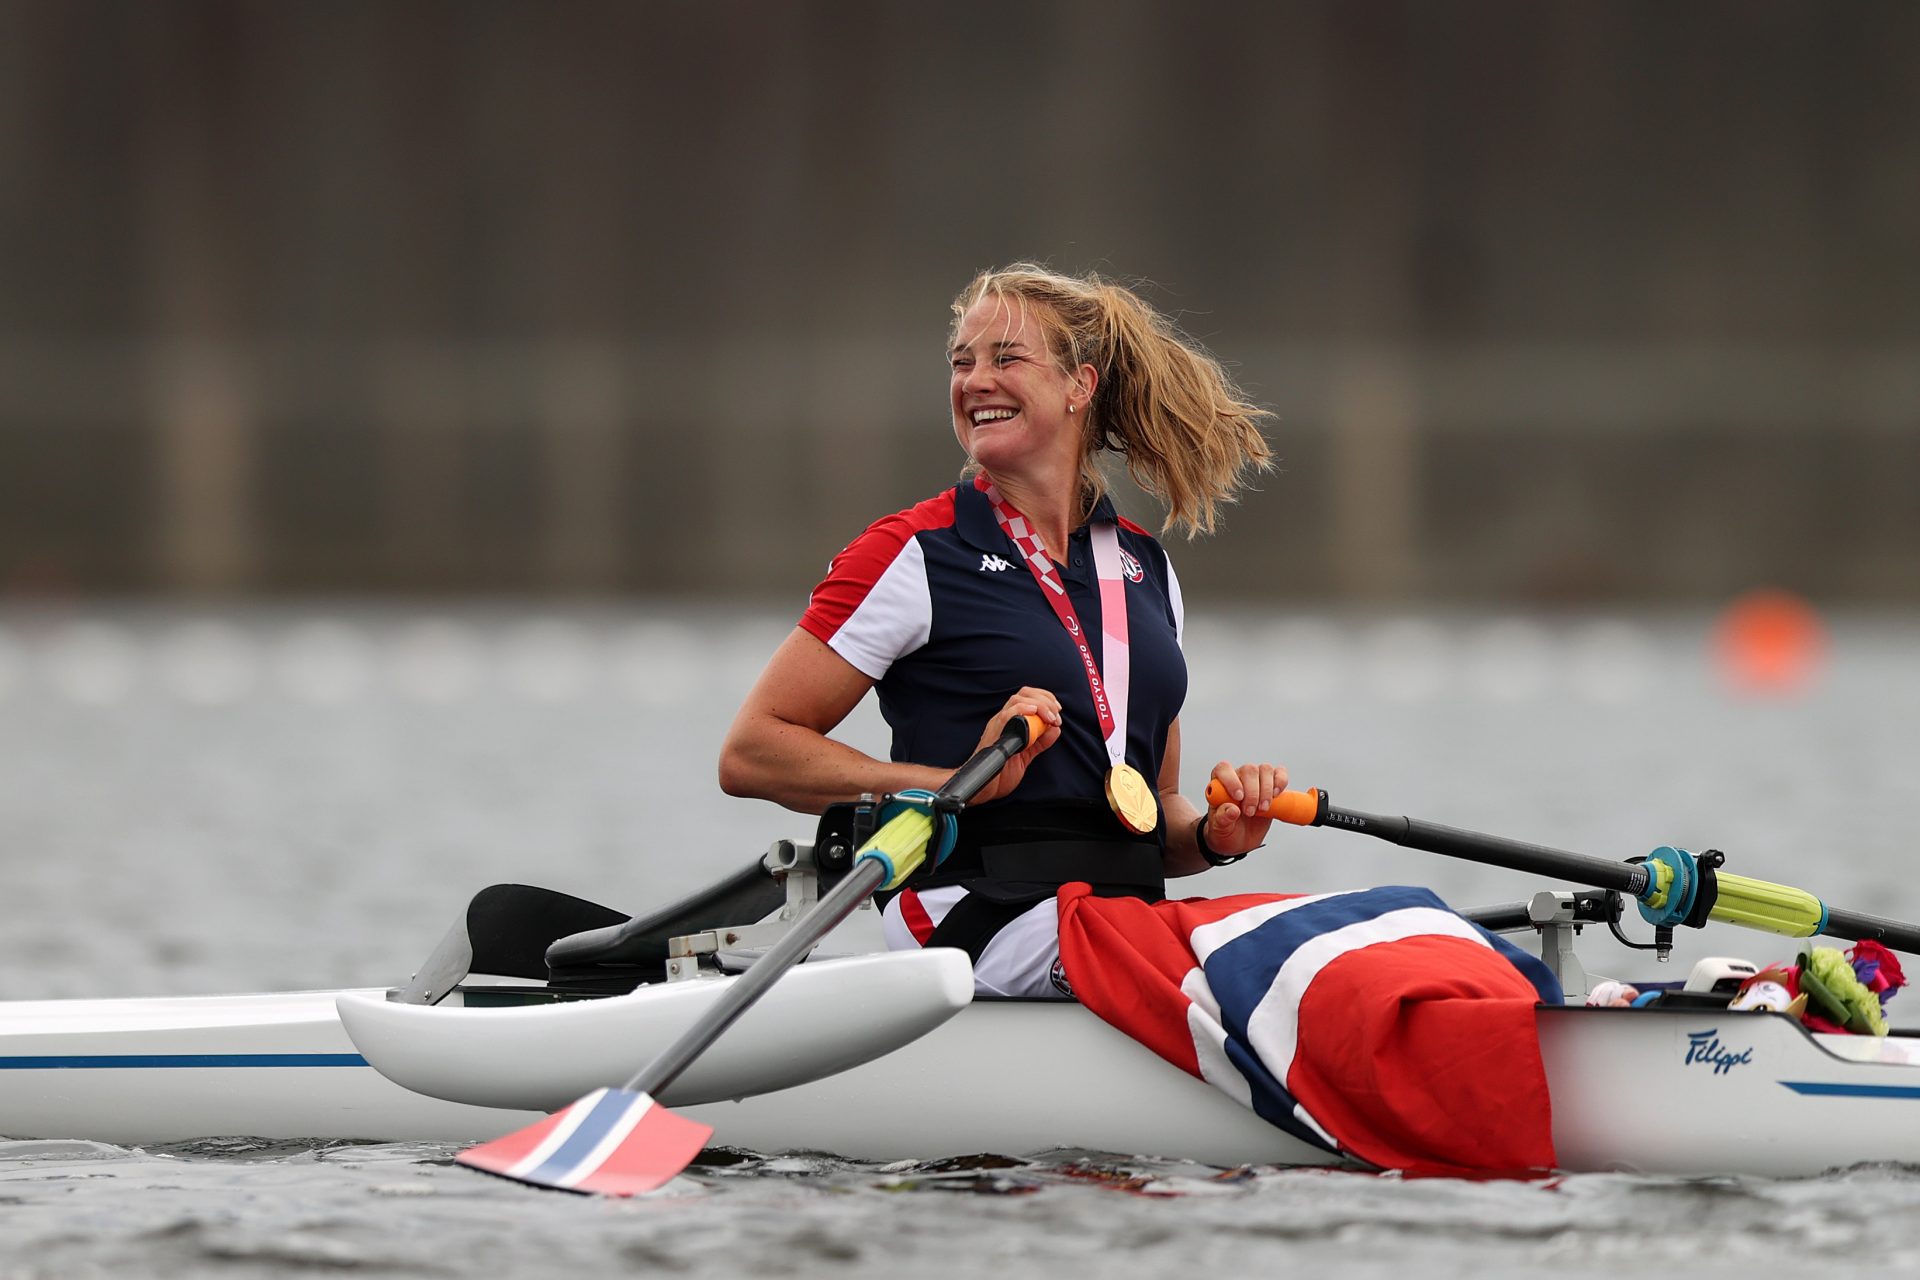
[5,960,1919,1176]
[347,968,1920,1176]
[1541,1004,1920,1176]
[684,997,1333,1167]
[0,988,540,1144]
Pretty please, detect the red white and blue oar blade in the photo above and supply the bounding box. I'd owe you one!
[455,1086,713,1196]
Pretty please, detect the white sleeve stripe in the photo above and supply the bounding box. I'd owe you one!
[1166,553,1185,649]
[826,537,932,680]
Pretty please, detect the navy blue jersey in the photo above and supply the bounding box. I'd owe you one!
[800,477,1189,817]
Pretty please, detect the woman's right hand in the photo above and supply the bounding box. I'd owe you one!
[968,687,1063,804]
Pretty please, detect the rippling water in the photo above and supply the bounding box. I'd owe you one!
[6,1139,1920,1280]
[1,602,1917,1277]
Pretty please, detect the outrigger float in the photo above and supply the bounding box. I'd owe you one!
[2,779,1917,1179]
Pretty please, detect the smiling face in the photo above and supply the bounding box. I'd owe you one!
[948,293,1094,479]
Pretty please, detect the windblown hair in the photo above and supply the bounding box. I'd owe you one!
[951,263,1274,538]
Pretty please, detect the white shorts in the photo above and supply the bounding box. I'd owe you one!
[879,885,1074,1000]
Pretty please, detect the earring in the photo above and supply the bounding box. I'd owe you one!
[1067,403,1077,414]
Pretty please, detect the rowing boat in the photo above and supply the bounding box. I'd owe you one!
[2,792,1916,1177]
[1,946,1915,1177]
[341,967,1920,1177]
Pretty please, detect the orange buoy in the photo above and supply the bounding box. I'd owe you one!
[1712,589,1827,694]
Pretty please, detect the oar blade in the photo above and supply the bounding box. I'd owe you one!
[456,1086,713,1196]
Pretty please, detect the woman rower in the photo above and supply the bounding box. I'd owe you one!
[718,263,1284,998]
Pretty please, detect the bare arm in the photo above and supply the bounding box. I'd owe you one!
[1157,718,1206,878]
[718,628,1061,815]
[1157,716,1285,878]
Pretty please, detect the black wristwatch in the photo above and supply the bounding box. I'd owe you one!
[1196,815,1246,867]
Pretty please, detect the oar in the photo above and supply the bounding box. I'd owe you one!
[457,714,1044,1196]
[1207,782,1920,955]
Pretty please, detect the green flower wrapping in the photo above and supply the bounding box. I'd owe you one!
[1803,946,1889,1036]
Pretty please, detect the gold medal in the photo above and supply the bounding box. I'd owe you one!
[1104,762,1159,835]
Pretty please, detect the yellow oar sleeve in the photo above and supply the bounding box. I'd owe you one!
[1709,872,1828,938]
[856,809,936,892]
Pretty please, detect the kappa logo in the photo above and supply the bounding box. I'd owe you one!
[979,554,1013,572]
[1119,548,1145,583]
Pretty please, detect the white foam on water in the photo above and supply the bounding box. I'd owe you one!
[270,620,375,703]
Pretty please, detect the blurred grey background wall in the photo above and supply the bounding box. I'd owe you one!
[1,0,1915,604]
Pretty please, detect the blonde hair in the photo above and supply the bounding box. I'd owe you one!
[951,263,1273,538]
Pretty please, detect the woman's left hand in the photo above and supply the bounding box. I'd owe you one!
[1200,760,1288,857]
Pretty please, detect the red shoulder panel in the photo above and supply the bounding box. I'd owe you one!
[798,490,956,643]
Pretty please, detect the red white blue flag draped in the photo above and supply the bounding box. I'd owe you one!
[1056,883,1563,1174]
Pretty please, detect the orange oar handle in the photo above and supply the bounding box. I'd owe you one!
[1018,713,1046,747]
[1204,782,1324,827]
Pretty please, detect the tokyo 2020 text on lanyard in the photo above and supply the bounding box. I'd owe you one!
[983,485,1158,834]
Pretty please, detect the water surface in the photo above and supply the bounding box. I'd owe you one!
[1,603,1916,1277]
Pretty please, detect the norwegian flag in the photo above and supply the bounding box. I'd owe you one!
[1056,883,1562,1174]
[456,1087,713,1196]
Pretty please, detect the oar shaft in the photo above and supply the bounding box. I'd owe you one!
[628,713,1042,1099]
[1332,807,1652,898]
[1360,811,1920,950]
[627,857,885,1097]
[1822,905,1920,954]
[1211,782,1920,955]
[1205,782,1651,895]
